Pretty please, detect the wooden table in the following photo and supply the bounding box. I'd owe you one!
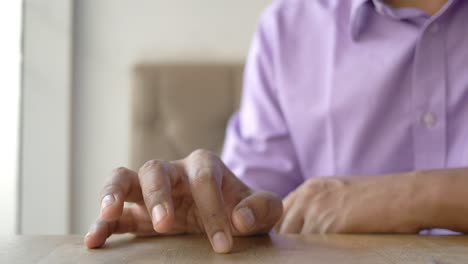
[1,233,468,263]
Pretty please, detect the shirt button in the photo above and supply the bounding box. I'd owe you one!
[422,112,437,128]
[429,23,439,34]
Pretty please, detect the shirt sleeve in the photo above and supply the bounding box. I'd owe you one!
[221,6,303,198]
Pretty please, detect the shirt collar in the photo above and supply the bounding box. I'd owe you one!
[350,0,460,41]
[350,0,372,41]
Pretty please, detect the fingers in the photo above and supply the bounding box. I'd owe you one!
[90,167,144,249]
[232,191,283,235]
[85,207,158,249]
[275,191,304,234]
[184,149,233,254]
[301,209,334,234]
[100,167,142,221]
[84,219,111,249]
[138,160,175,233]
[277,207,304,234]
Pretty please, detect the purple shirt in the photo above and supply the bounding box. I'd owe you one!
[222,0,468,198]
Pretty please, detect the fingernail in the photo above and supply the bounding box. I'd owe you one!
[101,194,115,209]
[152,204,167,225]
[212,231,230,253]
[237,207,255,230]
[86,225,97,237]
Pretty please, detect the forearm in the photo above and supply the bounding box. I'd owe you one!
[276,167,468,235]
[410,167,468,232]
[338,167,468,233]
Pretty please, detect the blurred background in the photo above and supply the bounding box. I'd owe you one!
[0,0,271,236]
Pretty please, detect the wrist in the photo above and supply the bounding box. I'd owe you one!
[371,171,436,233]
[349,174,427,233]
[404,170,442,232]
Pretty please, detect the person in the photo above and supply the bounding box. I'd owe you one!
[84,0,468,254]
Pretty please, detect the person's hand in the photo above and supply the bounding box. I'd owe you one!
[84,149,283,253]
[276,175,423,234]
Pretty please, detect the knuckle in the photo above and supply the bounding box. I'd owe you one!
[143,159,164,169]
[303,179,322,194]
[100,183,122,197]
[304,178,336,193]
[140,159,166,174]
[205,211,223,222]
[189,149,214,160]
[200,210,227,229]
[112,166,129,176]
[304,177,323,187]
[107,167,130,183]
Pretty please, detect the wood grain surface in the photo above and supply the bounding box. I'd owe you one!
[1,233,468,263]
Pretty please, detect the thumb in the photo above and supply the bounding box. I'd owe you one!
[231,191,283,235]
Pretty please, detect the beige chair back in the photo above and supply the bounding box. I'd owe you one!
[130,64,244,169]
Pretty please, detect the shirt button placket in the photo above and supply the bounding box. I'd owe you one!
[412,20,447,170]
[422,112,437,129]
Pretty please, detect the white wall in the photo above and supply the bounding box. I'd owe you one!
[0,0,22,235]
[72,0,271,233]
[21,0,73,234]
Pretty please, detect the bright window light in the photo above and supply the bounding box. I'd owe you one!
[0,0,22,234]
